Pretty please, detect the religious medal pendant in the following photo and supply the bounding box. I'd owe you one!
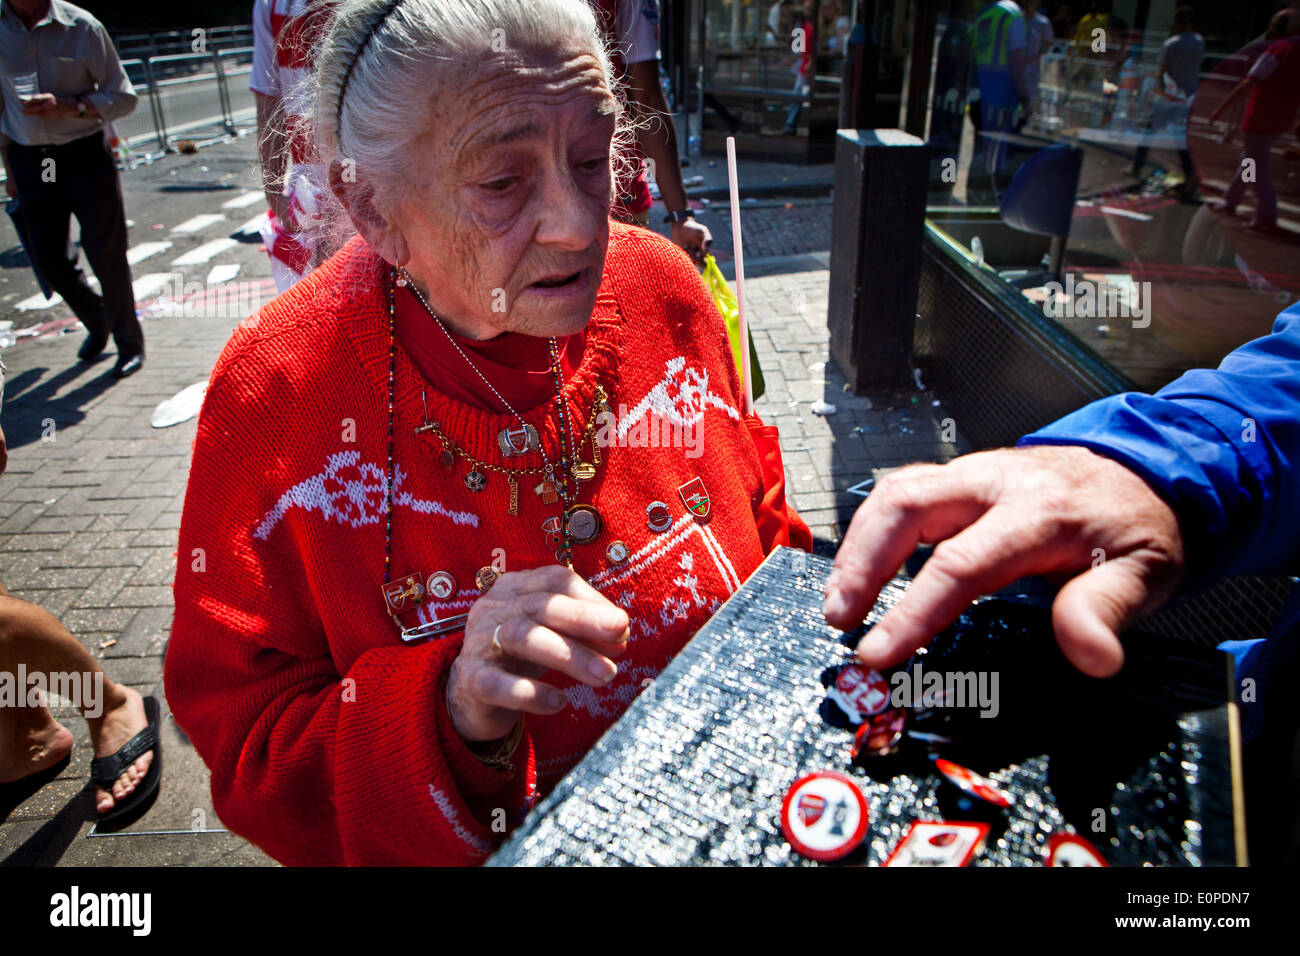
[507,474,519,516]
[498,423,540,458]
[465,469,487,492]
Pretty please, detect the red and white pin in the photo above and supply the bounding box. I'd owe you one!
[884,820,990,867]
[1045,833,1108,867]
[827,663,891,724]
[380,572,425,615]
[780,771,870,862]
[678,477,711,520]
[934,758,1013,808]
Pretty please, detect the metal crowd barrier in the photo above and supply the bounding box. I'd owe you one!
[106,46,260,169]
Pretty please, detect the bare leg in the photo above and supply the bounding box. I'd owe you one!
[0,587,153,812]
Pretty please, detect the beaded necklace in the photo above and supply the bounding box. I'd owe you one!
[382,266,606,590]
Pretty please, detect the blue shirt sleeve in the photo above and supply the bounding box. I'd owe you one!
[1018,301,1300,589]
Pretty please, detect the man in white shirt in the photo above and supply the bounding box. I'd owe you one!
[0,0,144,377]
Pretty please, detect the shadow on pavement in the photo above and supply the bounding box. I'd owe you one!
[0,360,118,452]
[0,787,94,866]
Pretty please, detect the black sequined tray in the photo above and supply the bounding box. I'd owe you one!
[488,547,1240,866]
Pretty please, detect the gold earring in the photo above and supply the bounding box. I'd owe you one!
[394,265,409,288]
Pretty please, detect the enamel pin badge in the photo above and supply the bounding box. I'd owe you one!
[678,477,710,520]
[381,572,426,616]
[498,424,540,458]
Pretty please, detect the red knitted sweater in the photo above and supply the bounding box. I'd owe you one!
[166,222,810,865]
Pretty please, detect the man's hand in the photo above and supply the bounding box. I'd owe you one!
[20,94,81,119]
[823,446,1186,678]
[671,218,713,266]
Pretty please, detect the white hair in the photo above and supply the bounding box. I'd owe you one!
[310,0,640,249]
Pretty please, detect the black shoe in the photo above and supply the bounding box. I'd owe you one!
[78,334,108,363]
[112,353,143,379]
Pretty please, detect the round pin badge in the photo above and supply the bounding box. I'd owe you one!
[645,501,672,533]
[1045,833,1108,867]
[475,566,499,593]
[426,571,456,601]
[825,662,892,725]
[780,771,870,862]
[606,540,629,563]
[934,758,1013,808]
[566,504,603,544]
[850,707,906,760]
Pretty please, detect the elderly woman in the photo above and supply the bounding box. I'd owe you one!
[165,0,809,866]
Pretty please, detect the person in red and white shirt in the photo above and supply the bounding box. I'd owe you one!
[1209,8,1300,231]
[251,0,338,290]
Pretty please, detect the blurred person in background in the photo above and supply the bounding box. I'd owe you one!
[593,0,712,265]
[1209,7,1300,233]
[252,0,339,292]
[1065,0,1108,116]
[970,1,1028,183]
[1130,5,1204,193]
[782,0,816,134]
[766,0,795,47]
[0,0,144,378]
[1051,2,1074,39]
[1022,0,1054,122]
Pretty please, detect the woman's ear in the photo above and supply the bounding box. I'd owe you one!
[329,159,409,266]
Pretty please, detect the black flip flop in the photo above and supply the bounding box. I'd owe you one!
[90,695,163,832]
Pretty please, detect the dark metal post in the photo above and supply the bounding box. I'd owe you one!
[827,129,931,391]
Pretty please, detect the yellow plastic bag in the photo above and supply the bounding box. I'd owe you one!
[701,254,765,401]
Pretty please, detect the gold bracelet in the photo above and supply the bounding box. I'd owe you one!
[469,715,524,774]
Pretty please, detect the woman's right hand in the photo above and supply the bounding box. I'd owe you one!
[446,565,630,745]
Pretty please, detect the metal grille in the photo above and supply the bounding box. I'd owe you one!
[1140,575,1298,648]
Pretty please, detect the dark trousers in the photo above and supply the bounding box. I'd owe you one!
[7,132,142,356]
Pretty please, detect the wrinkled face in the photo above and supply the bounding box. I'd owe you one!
[391,43,617,340]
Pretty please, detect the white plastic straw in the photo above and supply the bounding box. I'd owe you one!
[725,136,754,417]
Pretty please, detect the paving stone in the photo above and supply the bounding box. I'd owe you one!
[114,585,176,608]
[60,607,137,636]
[72,565,142,609]
[127,549,177,587]
[105,606,173,658]
[131,529,179,548]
